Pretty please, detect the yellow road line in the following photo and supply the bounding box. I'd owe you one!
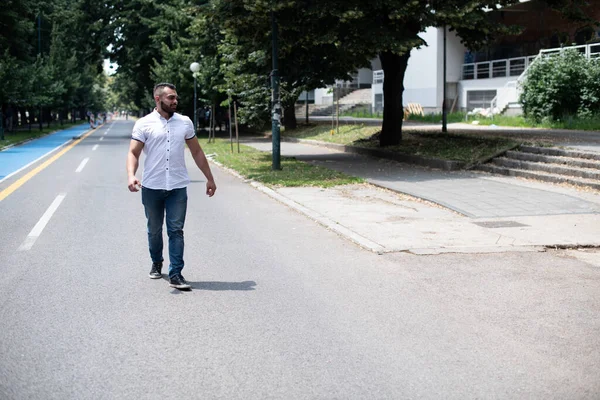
[0,129,96,202]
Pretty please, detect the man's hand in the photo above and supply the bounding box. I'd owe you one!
[128,176,141,192]
[206,180,217,197]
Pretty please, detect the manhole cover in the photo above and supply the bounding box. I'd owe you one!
[473,221,528,228]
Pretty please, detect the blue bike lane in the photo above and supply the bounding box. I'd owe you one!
[0,124,92,182]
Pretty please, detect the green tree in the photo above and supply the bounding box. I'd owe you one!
[319,0,592,145]
[201,0,368,130]
[197,0,592,144]
[107,0,196,114]
[0,0,111,130]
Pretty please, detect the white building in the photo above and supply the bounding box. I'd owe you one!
[372,26,467,113]
[302,0,600,115]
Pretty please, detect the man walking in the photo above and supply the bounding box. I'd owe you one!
[127,83,217,290]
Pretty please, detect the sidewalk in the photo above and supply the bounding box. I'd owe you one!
[237,137,600,254]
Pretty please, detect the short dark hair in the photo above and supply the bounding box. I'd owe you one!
[153,83,176,97]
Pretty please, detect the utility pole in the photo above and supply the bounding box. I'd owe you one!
[442,24,448,133]
[305,90,309,124]
[189,62,200,134]
[38,14,42,54]
[38,13,43,131]
[193,74,197,133]
[271,11,281,170]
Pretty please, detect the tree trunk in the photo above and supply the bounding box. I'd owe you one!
[283,104,297,130]
[379,51,411,147]
[44,108,52,128]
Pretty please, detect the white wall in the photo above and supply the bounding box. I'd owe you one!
[372,83,383,110]
[370,58,382,71]
[435,27,467,108]
[445,29,467,82]
[311,28,474,110]
[357,68,373,86]
[314,88,332,105]
[404,27,439,108]
[372,27,468,111]
[298,90,314,101]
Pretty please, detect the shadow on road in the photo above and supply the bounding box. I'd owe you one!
[162,278,257,291]
[190,280,256,291]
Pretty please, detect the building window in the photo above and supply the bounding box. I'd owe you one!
[374,94,383,112]
[466,90,497,111]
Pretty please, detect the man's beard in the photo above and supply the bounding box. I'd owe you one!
[160,101,175,117]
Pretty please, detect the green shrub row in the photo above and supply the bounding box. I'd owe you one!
[520,49,600,122]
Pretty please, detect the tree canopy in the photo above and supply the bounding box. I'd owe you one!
[3,0,594,138]
[0,0,111,129]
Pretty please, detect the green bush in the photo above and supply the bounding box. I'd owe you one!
[520,49,600,122]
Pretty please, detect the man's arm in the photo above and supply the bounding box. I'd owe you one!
[127,139,144,192]
[186,137,216,197]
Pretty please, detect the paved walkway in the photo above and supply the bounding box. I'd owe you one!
[239,138,600,254]
[245,139,600,218]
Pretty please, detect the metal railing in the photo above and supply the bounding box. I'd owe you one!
[539,43,600,59]
[462,55,537,80]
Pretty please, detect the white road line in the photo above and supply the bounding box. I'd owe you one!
[104,131,108,135]
[18,194,66,251]
[99,137,104,141]
[76,158,89,173]
[92,144,99,151]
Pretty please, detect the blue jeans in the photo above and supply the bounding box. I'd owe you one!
[141,187,187,278]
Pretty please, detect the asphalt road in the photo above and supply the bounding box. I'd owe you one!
[0,120,598,399]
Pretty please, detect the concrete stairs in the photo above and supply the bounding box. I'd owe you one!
[339,88,372,104]
[476,145,600,191]
[503,102,523,117]
[295,88,372,117]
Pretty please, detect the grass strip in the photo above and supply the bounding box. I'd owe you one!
[201,138,363,187]
[357,131,520,163]
[281,123,381,144]
[339,109,600,131]
[282,124,521,163]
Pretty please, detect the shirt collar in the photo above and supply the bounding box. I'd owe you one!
[153,108,178,121]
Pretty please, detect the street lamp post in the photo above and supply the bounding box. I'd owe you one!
[442,25,448,133]
[189,62,200,134]
[271,11,281,170]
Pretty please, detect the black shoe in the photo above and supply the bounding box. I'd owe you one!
[169,274,191,290]
[149,261,163,279]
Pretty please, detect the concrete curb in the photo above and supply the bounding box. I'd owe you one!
[208,158,561,255]
[250,182,388,253]
[409,246,546,255]
[207,157,387,253]
[207,143,600,255]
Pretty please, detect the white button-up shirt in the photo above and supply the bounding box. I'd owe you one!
[131,110,196,190]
